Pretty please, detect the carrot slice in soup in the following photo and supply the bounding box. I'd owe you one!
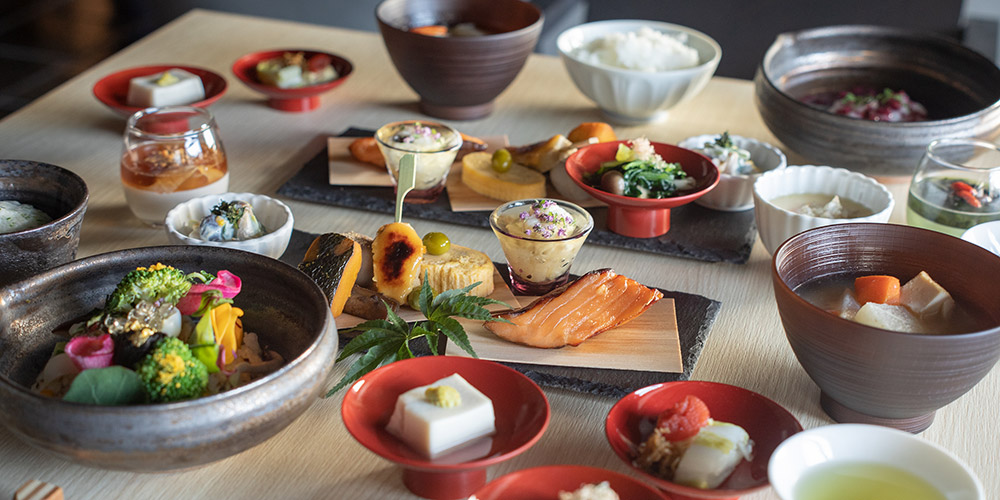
[854,275,901,305]
[410,25,448,37]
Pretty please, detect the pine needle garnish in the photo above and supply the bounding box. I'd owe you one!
[324,274,510,396]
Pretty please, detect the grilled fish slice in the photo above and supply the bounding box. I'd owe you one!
[485,269,663,348]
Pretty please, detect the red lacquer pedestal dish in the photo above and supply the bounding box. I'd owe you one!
[565,141,719,238]
[473,464,667,499]
[606,381,802,500]
[93,65,227,117]
[231,49,353,112]
[341,356,549,500]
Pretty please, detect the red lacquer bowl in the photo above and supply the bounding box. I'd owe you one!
[231,49,353,112]
[341,356,550,500]
[565,141,720,238]
[472,465,667,499]
[606,381,802,500]
[93,65,227,117]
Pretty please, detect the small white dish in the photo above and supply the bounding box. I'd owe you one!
[679,134,787,211]
[961,221,1000,257]
[753,165,894,254]
[165,192,294,259]
[769,424,984,500]
[556,20,721,124]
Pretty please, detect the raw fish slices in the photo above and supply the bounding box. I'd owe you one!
[486,269,663,348]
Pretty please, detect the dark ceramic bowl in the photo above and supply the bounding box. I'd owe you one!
[564,140,719,238]
[0,246,337,471]
[375,0,543,120]
[754,25,1000,176]
[232,49,353,112]
[772,223,1000,433]
[0,160,88,289]
[93,65,228,117]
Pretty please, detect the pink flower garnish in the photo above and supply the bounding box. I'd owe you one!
[65,334,114,371]
[176,270,242,315]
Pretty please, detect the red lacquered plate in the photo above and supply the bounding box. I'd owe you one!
[341,356,549,500]
[472,465,666,500]
[231,49,353,112]
[606,381,802,500]
[93,65,228,117]
[565,141,720,238]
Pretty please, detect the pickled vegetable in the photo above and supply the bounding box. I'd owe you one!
[422,232,451,255]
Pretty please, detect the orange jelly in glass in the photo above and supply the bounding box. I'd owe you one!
[120,106,229,225]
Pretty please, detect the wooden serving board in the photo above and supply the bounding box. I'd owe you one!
[448,297,682,374]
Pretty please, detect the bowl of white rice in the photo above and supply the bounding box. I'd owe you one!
[0,160,88,288]
[557,20,721,124]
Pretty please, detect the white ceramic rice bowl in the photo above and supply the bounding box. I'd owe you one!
[556,20,721,124]
[165,192,294,259]
[678,134,787,211]
[753,165,893,254]
[768,424,983,500]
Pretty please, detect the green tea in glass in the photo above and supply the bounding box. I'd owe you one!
[906,138,1000,237]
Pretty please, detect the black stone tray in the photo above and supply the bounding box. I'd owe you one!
[283,230,722,399]
[276,128,756,264]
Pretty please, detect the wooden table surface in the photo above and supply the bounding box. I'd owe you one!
[0,9,996,499]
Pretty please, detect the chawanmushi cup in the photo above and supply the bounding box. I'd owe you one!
[374,120,462,204]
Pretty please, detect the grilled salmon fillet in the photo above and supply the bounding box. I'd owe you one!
[485,269,663,348]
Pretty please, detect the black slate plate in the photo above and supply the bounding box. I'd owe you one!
[283,230,721,399]
[276,128,756,264]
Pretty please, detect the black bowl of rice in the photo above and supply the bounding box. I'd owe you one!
[0,160,88,288]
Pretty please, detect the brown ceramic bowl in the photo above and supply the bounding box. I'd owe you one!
[754,25,1000,176]
[0,245,337,471]
[0,160,88,289]
[375,0,543,120]
[772,223,1000,433]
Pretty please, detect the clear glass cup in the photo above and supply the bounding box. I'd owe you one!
[121,106,229,226]
[906,139,1000,237]
[374,120,462,204]
[490,199,594,295]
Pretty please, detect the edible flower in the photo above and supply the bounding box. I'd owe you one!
[64,334,114,371]
[210,303,244,365]
[176,270,242,315]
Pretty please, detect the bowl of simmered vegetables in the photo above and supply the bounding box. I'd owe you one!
[772,223,1000,433]
[0,245,336,471]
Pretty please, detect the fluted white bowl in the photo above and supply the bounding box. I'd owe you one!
[753,166,893,254]
[165,192,294,259]
[769,424,983,500]
[679,134,787,211]
[556,20,720,124]
[961,221,1000,257]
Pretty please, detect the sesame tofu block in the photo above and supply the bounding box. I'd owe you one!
[854,302,926,333]
[900,271,955,322]
[386,373,495,458]
[127,68,206,108]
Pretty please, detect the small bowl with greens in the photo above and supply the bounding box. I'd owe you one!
[165,192,294,259]
[564,138,720,238]
[679,132,787,212]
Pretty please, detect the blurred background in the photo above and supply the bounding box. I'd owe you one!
[0,0,997,119]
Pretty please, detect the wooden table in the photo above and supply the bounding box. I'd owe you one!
[1,9,995,499]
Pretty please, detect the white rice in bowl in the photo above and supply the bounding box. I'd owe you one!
[0,200,52,234]
[572,26,699,72]
[559,481,620,500]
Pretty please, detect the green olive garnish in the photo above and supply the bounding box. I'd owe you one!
[491,149,512,173]
[422,232,451,255]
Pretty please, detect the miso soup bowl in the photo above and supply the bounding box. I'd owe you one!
[769,424,984,500]
[0,245,337,471]
[772,223,1000,433]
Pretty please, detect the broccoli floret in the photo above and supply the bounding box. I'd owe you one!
[135,337,208,403]
[104,263,193,315]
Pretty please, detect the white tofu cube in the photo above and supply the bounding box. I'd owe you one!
[673,421,753,489]
[127,68,206,108]
[854,302,926,333]
[901,271,955,322]
[386,373,496,458]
